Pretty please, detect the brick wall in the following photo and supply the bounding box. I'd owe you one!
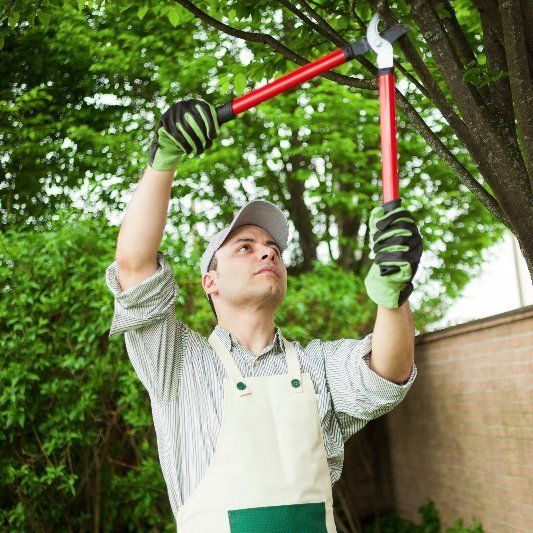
[385,305,533,532]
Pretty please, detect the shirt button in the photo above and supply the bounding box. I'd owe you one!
[237,381,247,390]
[291,379,301,388]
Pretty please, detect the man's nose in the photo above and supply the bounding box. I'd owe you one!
[260,246,277,260]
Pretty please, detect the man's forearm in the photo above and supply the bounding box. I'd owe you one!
[369,301,415,383]
[115,165,175,268]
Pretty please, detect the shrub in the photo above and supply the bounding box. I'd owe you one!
[362,500,484,533]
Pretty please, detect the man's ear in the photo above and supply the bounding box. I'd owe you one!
[202,271,218,296]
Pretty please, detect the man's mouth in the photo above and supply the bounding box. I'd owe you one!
[255,266,278,277]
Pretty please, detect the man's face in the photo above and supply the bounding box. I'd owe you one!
[202,224,287,312]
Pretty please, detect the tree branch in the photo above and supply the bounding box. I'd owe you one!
[396,91,511,227]
[441,0,477,66]
[355,218,371,276]
[276,0,332,43]
[409,0,530,229]
[409,0,488,111]
[297,0,347,47]
[275,0,346,48]
[499,0,533,185]
[479,8,515,131]
[332,168,361,271]
[0,0,17,23]
[323,205,336,263]
[333,483,361,533]
[176,0,510,227]
[472,0,504,43]
[520,0,533,61]
[174,0,373,90]
[440,0,491,103]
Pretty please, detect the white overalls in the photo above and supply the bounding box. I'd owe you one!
[175,330,337,532]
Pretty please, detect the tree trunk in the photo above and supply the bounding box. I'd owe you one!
[283,150,318,271]
[93,445,101,533]
[333,173,361,272]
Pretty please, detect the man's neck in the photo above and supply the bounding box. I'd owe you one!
[217,310,276,357]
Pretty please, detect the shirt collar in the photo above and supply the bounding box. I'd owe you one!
[213,324,284,357]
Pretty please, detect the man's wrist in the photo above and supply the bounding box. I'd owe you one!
[145,165,176,181]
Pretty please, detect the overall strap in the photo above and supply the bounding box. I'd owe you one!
[280,334,304,394]
[208,332,250,397]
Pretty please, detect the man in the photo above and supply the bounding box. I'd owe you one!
[105,99,422,531]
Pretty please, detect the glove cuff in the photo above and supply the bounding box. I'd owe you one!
[149,148,182,171]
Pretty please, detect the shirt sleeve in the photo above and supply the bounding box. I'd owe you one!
[105,251,178,337]
[322,332,417,442]
[105,251,186,403]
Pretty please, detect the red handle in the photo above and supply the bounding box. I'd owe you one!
[216,49,348,124]
[234,49,346,115]
[378,72,399,206]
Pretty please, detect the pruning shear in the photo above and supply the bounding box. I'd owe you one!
[215,13,408,210]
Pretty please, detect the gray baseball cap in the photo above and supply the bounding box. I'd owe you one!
[200,199,289,276]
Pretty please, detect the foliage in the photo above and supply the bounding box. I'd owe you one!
[363,500,484,533]
[0,211,176,530]
[170,0,533,271]
[0,0,507,328]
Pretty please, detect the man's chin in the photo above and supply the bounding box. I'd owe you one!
[250,284,285,303]
[252,278,281,290]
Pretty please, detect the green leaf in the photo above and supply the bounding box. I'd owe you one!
[463,59,509,88]
[168,7,180,27]
[38,10,51,26]
[137,4,148,20]
[119,1,134,12]
[8,11,20,27]
[217,75,230,95]
[234,72,247,95]
[0,36,4,51]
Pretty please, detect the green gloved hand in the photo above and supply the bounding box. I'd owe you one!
[148,99,220,171]
[364,200,423,308]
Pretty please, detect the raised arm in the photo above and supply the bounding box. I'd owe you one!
[364,202,423,382]
[115,99,220,290]
[115,166,175,290]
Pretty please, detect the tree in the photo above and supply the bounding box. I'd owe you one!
[171,0,533,275]
[0,212,183,530]
[1,0,507,327]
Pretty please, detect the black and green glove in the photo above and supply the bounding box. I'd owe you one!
[364,201,423,308]
[148,99,220,171]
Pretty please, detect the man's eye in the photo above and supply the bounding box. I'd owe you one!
[237,244,280,257]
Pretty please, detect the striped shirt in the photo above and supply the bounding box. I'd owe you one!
[105,251,417,519]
